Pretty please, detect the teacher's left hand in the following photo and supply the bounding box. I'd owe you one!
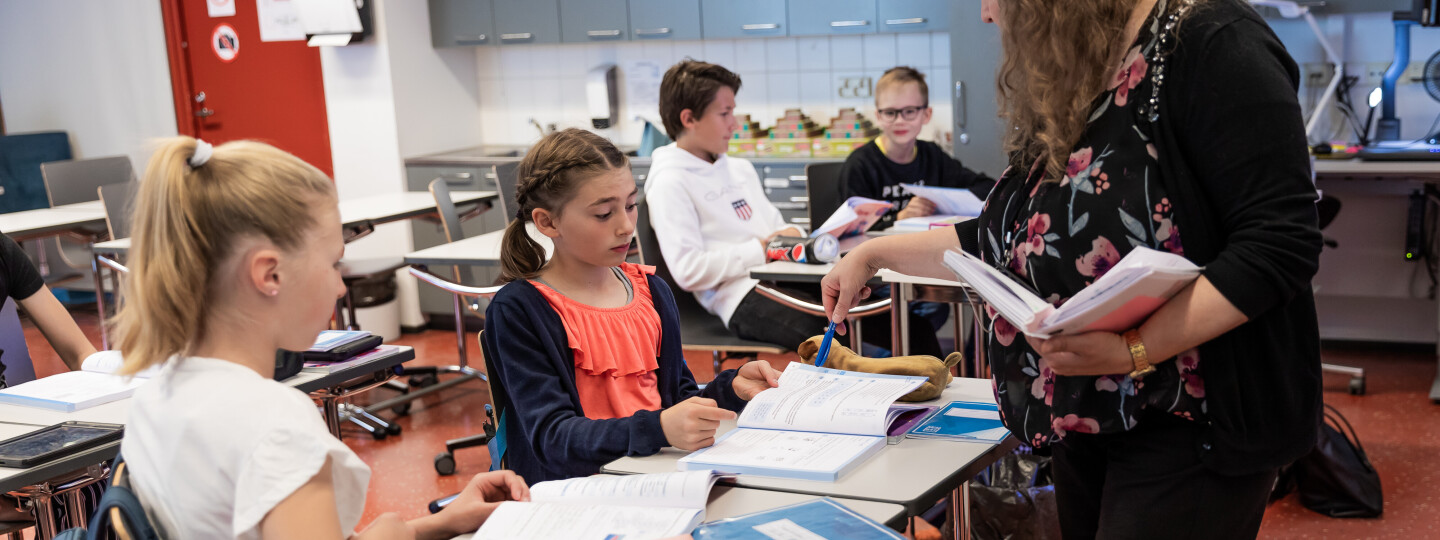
[1025,332,1134,377]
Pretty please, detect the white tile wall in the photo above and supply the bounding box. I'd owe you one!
[477,32,954,147]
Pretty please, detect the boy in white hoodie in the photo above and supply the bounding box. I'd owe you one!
[645,60,940,356]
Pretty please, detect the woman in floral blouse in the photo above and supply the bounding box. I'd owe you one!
[822,0,1322,537]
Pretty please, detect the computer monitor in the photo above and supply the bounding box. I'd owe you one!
[0,299,36,389]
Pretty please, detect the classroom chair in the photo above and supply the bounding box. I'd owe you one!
[40,156,135,298]
[433,330,506,475]
[96,182,138,241]
[634,198,787,373]
[0,131,71,214]
[805,162,845,229]
[1316,194,1366,395]
[369,179,498,425]
[53,457,161,540]
[492,161,520,225]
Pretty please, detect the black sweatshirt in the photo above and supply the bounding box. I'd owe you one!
[1,232,43,303]
[839,140,995,230]
[958,0,1322,475]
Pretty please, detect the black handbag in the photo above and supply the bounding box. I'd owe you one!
[1292,404,1383,518]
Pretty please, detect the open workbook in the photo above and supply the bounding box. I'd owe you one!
[0,351,152,412]
[473,470,725,540]
[942,246,1201,338]
[678,363,930,482]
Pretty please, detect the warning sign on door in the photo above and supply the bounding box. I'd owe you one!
[207,0,235,18]
[212,24,239,63]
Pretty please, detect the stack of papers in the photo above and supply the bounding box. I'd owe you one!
[889,215,971,233]
[899,184,985,216]
[308,330,372,352]
[473,470,726,540]
[942,246,1201,338]
[812,197,894,240]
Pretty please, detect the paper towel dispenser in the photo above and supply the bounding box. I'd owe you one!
[588,65,619,129]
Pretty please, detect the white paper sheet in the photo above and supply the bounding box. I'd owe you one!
[473,502,699,540]
[681,429,879,474]
[530,470,716,511]
[899,184,984,216]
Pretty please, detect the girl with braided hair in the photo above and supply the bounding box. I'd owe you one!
[484,128,781,484]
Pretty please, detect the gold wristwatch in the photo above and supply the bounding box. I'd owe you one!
[1123,329,1156,380]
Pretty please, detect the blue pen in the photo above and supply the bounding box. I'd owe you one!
[815,321,837,368]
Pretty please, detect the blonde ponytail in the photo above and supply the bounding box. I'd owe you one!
[112,137,335,375]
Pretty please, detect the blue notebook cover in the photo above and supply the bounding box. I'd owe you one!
[906,400,1009,442]
[692,498,904,540]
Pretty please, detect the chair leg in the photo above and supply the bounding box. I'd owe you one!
[712,351,723,376]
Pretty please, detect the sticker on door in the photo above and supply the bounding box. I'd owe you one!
[212,24,239,63]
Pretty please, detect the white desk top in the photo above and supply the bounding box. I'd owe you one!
[89,192,496,256]
[602,378,1014,514]
[748,262,967,289]
[0,203,107,241]
[878,269,967,288]
[405,224,553,267]
[0,346,413,493]
[338,190,495,227]
[450,485,909,539]
[1313,158,1440,178]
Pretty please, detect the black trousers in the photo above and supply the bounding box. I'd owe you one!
[727,286,943,357]
[1052,411,1277,540]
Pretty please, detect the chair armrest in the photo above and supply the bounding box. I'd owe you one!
[752,284,892,319]
[408,266,503,297]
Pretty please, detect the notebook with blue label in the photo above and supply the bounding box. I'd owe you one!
[906,400,1010,443]
[692,497,905,540]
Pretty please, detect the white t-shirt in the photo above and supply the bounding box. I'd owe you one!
[644,143,789,325]
[121,357,371,539]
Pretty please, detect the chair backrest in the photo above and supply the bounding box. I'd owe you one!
[428,178,477,287]
[41,155,135,207]
[805,162,845,229]
[98,182,140,239]
[54,456,162,540]
[0,131,72,213]
[0,299,36,389]
[635,198,696,311]
[477,330,508,471]
[493,162,521,225]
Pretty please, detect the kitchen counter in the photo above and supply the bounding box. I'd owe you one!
[405,145,846,167]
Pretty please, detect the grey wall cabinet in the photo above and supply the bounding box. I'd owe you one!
[879,0,950,33]
[429,0,495,47]
[701,0,787,38]
[788,0,876,36]
[629,0,702,40]
[561,0,630,42]
[949,0,1005,177]
[494,0,561,44]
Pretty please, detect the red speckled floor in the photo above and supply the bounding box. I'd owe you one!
[21,307,1440,538]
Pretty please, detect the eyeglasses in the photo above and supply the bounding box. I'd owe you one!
[876,105,928,122]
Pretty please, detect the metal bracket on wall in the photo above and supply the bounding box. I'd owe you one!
[955,81,970,145]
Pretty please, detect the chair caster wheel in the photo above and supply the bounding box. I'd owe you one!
[391,402,412,416]
[1349,378,1365,396]
[410,374,439,388]
[386,423,402,436]
[435,452,456,476]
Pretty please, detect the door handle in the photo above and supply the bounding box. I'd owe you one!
[886,18,927,25]
[454,34,487,44]
[830,20,870,27]
[195,108,215,118]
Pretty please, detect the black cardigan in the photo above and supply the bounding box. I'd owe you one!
[960,0,1322,475]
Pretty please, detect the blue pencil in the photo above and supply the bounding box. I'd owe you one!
[815,321,837,368]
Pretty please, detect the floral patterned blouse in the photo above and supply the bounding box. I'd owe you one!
[977,0,1205,448]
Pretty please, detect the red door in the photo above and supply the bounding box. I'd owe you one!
[161,0,333,176]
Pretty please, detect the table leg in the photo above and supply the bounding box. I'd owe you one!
[25,488,57,540]
[849,316,863,352]
[897,283,912,356]
[454,294,470,368]
[951,303,965,376]
[952,481,972,540]
[92,252,109,350]
[321,397,342,438]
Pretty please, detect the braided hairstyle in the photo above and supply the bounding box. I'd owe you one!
[500,128,629,282]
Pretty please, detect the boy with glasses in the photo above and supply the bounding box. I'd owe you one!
[840,67,995,231]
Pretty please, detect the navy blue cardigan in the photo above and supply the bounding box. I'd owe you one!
[482,273,745,484]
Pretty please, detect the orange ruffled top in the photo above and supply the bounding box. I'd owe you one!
[530,263,663,420]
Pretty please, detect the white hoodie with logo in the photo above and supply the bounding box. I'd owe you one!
[644,143,789,326]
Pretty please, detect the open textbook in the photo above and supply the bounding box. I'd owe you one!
[0,351,152,412]
[811,197,894,240]
[473,470,726,540]
[678,363,929,482]
[942,246,1201,338]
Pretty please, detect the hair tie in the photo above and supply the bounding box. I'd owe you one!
[514,206,527,221]
[189,139,214,168]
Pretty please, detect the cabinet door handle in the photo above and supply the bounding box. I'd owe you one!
[741,23,780,31]
[790,196,809,203]
[885,18,927,25]
[789,175,808,182]
[500,33,533,41]
[634,27,672,36]
[830,20,870,27]
[454,34,487,44]
[586,30,622,37]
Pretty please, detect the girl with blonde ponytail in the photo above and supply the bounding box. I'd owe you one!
[484,128,781,483]
[117,137,527,539]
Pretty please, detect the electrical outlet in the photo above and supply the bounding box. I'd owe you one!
[1362,61,1394,86]
[1402,60,1429,85]
[1302,62,1336,88]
